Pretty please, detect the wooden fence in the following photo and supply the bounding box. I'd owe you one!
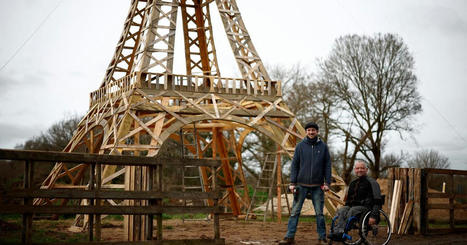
[388,168,467,235]
[0,149,224,244]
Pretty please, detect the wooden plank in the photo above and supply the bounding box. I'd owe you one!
[0,205,223,215]
[420,169,428,235]
[211,94,220,118]
[413,168,421,234]
[427,203,467,209]
[387,168,394,213]
[96,162,102,241]
[401,168,407,208]
[22,160,33,244]
[3,189,222,200]
[135,88,189,124]
[325,192,345,206]
[449,173,454,230]
[427,193,467,198]
[0,149,220,167]
[133,102,291,118]
[399,168,408,230]
[408,168,415,201]
[324,198,337,218]
[423,168,467,175]
[141,88,278,103]
[389,180,402,233]
[398,200,413,234]
[247,98,281,127]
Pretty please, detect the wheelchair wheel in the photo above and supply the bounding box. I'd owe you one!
[342,216,363,245]
[361,210,391,245]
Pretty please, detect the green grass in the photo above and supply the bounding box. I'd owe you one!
[162,213,208,220]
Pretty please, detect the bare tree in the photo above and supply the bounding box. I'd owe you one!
[407,149,450,169]
[16,114,81,151]
[378,151,407,177]
[269,64,339,142]
[268,63,311,92]
[318,33,422,179]
[307,78,340,143]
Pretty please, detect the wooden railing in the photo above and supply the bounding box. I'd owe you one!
[139,72,281,97]
[388,168,467,235]
[0,149,224,244]
[89,72,282,107]
[89,72,139,107]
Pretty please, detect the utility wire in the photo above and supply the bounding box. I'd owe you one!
[0,0,64,72]
[423,97,467,144]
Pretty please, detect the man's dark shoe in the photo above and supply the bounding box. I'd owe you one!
[318,237,328,243]
[327,232,344,241]
[278,237,295,244]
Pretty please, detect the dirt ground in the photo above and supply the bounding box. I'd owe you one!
[154,219,467,245]
[2,217,467,244]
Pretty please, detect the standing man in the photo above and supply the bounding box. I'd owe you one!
[279,122,332,244]
[328,160,382,241]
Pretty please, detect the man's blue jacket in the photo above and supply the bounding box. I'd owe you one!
[290,137,332,186]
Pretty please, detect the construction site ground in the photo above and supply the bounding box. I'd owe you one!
[1,216,467,244]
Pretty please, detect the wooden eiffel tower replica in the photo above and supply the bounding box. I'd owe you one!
[33,0,342,240]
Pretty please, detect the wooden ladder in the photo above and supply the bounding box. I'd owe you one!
[245,153,278,221]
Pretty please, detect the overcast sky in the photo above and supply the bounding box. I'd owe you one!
[0,0,466,170]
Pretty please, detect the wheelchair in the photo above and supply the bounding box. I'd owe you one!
[328,196,391,245]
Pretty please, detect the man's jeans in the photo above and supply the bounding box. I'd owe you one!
[285,185,326,239]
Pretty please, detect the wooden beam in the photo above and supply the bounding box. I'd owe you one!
[3,189,222,200]
[0,205,223,215]
[389,180,402,233]
[398,200,413,234]
[0,149,220,167]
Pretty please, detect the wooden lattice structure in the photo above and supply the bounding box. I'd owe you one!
[34,0,344,240]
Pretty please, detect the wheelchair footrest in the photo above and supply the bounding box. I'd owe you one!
[342,233,352,241]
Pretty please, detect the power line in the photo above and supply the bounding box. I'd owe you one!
[423,97,467,144]
[0,0,64,72]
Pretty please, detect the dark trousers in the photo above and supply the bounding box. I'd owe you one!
[335,206,368,233]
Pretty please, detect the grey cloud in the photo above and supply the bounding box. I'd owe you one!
[0,71,48,97]
[0,74,16,97]
[415,5,467,36]
[0,122,40,148]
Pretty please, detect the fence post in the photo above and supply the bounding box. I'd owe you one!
[212,166,220,240]
[89,163,95,241]
[449,173,454,230]
[156,165,163,240]
[420,169,427,235]
[146,166,154,240]
[96,162,102,241]
[387,168,394,214]
[22,160,33,244]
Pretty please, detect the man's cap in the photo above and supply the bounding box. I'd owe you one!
[305,122,319,131]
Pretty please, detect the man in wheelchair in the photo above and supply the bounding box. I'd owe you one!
[328,160,382,242]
